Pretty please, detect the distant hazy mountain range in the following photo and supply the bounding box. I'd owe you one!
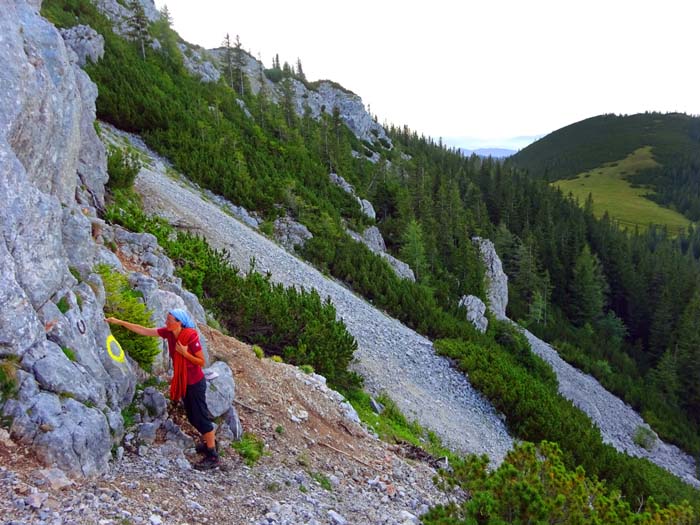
[458,147,516,158]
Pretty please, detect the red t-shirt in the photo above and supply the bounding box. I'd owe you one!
[157,327,205,385]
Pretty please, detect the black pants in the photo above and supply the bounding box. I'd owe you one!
[183,378,214,434]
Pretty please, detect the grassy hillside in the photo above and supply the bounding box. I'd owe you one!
[553,146,692,234]
[510,112,700,181]
[510,112,700,229]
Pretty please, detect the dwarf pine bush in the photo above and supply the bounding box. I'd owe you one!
[97,264,161,371]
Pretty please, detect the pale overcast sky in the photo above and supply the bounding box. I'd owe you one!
[155,0,700,150]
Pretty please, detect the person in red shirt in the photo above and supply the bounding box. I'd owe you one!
[106,309,219,470]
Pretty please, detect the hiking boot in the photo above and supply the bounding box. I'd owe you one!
[195,441,219,455]
[194,454,220,471]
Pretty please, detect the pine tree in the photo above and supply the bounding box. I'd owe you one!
[567,244,607,326]
[296,58,306,81]
[222,33,234,89]
[400,219,428,281]
[675,285,700,422]
[127,0,150,60]
[233,35,245,95]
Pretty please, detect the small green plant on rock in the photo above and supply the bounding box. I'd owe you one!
[252,345,264,359]
[0,359,19,401]
[231,432,266,466]
[56,296,70,314]
[62,347,76,361]
[310,471,332,491]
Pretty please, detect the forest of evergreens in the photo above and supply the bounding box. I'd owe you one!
[42,0,700,520]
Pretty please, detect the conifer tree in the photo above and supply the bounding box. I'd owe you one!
[675,285,700,421]
[127,0,150,60]
[567,244,607,326]
[233,35,246,95]
[296,58,306,81]
[400,219,428,281]
[222,33,234,89]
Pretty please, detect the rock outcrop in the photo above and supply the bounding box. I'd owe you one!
[329,172,377,220]
[346,228,416,282]
[273,216,314,253]
[0,2,235,478]
[459,295,488,333]
[473,237,508,319]
[203,48,392,147]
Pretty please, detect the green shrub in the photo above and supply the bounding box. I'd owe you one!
[107,145,141,190]
[96,264,161,371]
[424,441,695,525]
[310,471,332,491]
[252,345,264,359]
[121,402,139,429]
[62,347,76,361]
[69,267,81,282]
[271,355,283,363]
[231,432,266,466]
[298,364,314,374]
[56,296,70,314]
[0,360,19,401]
[634,426,657,450]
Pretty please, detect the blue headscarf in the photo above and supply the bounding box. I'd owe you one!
[169,309,195,329]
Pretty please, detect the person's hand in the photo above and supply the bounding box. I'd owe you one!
[175,341,188,356]
[105,317,119,325]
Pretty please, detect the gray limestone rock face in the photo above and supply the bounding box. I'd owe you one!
[60,25,104,68]
[458,295,488,333]
[359,199,376,221]
[362,227,386,253]
[21,339,107,407]
[4,391,111,477]
[204,361,236,418]
[379,253,416,282]
[473,237,508,319]
[273,217,313,252]
[177,43,221,83]
[142,387,168,419]
[93,0,159,36]
[0,241,45,356]
[62,205,100,275]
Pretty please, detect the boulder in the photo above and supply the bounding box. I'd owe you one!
[142,387,168,419]
[459,295,488,333]
[204,361,236,418]
[273,216,313,252]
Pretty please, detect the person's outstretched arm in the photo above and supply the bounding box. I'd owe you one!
[105,317,159,337]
